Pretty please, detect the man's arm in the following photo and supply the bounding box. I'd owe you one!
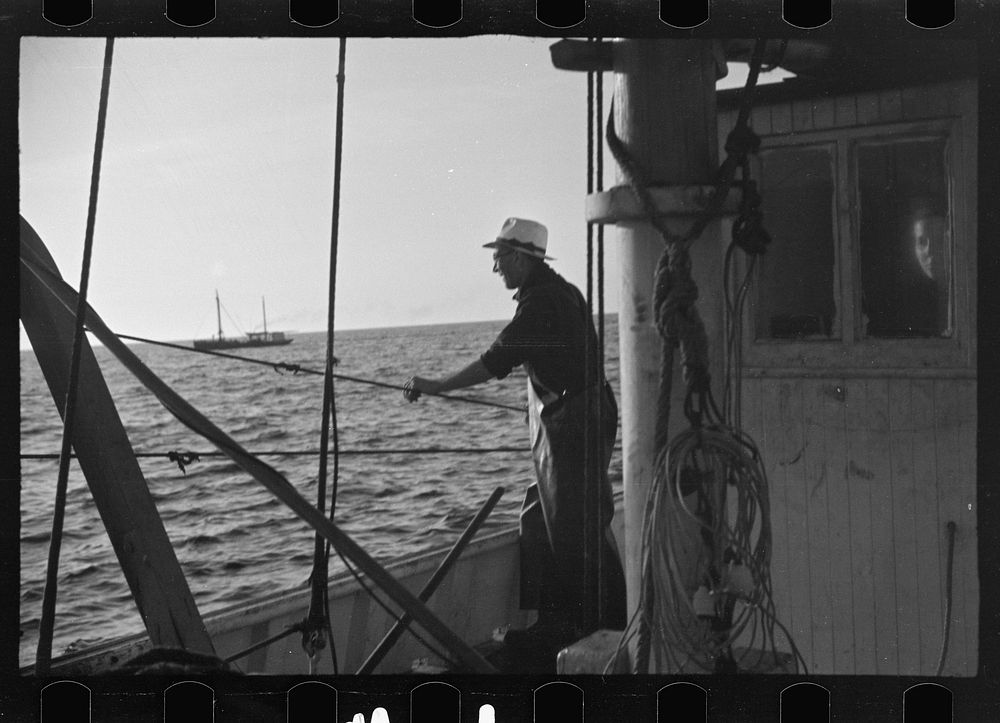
[404,359,494,402]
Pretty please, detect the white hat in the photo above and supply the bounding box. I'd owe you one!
[483,217,554,260]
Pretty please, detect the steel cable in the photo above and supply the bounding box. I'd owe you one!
[105,331,526,413]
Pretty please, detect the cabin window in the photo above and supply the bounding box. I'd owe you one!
[753,145,838,341]
[856,138,952,338]
[747,124,959,364]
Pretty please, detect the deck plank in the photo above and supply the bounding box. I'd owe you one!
[759,378,794,660]
[800,380,836,673]
[888,379,923,675]
[844,378,877,674]
[822,377,854,674]
[866,378,899,674]
[912,379,943,674]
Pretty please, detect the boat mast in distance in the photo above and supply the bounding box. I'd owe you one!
[193,292,293,350]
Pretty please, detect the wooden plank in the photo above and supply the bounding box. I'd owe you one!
[901,84,954,120]
[844,377,877,674]
[24,243,500,674]
[956,379,978,675]
[866,379,899,674]
[887,379,923,675]
[800,381,837,673]
[759,378,794,659]
[834,97,857,128]
[791,100,814,132]
[911,379,942,674]
[771,102,793,135]
[19,218,216,660]
[822,377,854,674]
[812,98,836,129]
[343,587,374,672]
[751,105,772,136]
[775,380,812,668]
[741,377,800,662]
[357,487,505,673]
[855,92,881,125]
[878,89,903,122]
[933,379,976,675]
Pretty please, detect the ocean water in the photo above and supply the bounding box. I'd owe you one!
[19,317,621,667]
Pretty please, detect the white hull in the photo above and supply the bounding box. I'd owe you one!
[35,504,626,676]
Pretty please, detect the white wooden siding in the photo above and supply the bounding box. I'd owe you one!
[720,79,978,676]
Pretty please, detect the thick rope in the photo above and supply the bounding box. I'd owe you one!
[35,37,115,676]
[604,39,786,674]
[305,36,347,671]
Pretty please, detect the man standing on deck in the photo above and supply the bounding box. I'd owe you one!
[403,217,627,656]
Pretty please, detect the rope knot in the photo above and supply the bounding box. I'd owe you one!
[732,180,771,256]
[653,247,701,343]
[167,450,200,474]
[724,124,760,159]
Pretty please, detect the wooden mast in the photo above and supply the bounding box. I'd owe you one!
[215,289,223,340]
[552,39,729,672]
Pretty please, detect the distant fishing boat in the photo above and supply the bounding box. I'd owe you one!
[193,291,293,350]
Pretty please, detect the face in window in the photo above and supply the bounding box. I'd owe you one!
[912,214,946,281]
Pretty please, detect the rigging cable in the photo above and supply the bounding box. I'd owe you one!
[35,37,115,677]
[102,331,526,413]
[582,50,610,631]
[304,36,347,674]
[583,43,598,631]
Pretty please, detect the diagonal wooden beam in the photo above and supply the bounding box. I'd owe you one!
[19,218,215,663]
[20,216,498,674]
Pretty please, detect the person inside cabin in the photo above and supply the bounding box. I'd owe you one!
[403,217,627,656]
[861,198,950,338]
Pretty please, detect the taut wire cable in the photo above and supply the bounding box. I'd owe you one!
[102,331,526,413]
[35,37,115,677]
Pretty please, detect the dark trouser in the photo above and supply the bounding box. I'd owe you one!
[519,380,627,632]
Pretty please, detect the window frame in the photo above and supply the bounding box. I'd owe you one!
[739,116,973,372]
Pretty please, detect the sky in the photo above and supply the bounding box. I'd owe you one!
[18,36,789,348]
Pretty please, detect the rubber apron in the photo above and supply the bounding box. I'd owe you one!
[518,376,627,630]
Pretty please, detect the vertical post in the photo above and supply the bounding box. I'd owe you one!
[612,40,724,669]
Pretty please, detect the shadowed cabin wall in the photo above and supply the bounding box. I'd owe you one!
[718,79,978,675]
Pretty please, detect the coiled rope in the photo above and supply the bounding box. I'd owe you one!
[604,40,804,674]
[35,37,115,677]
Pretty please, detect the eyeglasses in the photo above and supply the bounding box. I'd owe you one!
[492,249,516,265]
